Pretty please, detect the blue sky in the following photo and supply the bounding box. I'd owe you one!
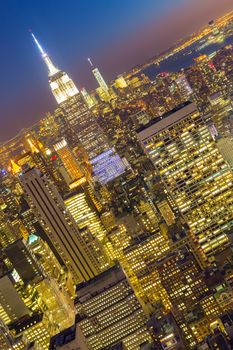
[0,0,232,140]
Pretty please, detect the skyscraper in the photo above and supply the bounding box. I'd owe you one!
[4,239,44,285]
[137,102,233,256]
[175,74,193,100]
[64,190,107,242]
[88,57,109,92]
[19,167,101,284]
[74,264,152,350]
[0,274,29,325]
[32,33,126,184]
[0,213,19,248]
[31,33,78,104]
[31,32,109,155]
[53,138,84,186]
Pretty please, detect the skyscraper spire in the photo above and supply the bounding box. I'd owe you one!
[31,32,59,77]
[31,31,79,103]
[87,57,94,68]
[88,57,108,93]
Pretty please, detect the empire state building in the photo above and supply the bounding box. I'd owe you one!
[31,33,127,184]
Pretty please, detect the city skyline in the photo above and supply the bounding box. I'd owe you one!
[0,3,233,349]
[0,0,232,141]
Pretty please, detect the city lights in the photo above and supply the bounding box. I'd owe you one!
[0,5,233,350]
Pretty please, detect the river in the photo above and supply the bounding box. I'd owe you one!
[142,34,233,80]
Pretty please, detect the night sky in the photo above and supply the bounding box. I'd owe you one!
[0,0,233,141]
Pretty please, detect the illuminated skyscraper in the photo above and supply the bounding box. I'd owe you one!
[64,190,107,242]
[31,32,108,154]
[53,138,84,185]
[64,189,110,272]
[32,33,126,184]
[31,33,78,104]
[123,228,171,308]
[74,264,152,350]
[88,57,108,92]
[217,137,233,168]
[19,167,101,284]
[90,148,127,185]
[10,313,51,350]
[114,75,128,89]
[156,245,222,346]
[50,266,152,349]
[137,102,233,256]
[207,93,233,136]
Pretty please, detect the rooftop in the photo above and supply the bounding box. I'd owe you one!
[136,101,196,141]
[9,313,43,334]
[76,264,124,293]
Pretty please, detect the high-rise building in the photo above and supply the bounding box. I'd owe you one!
[10,313,51,350]
[19,167,101,284]
[53,138,84,186]
[0,212,19,248]
[90,148,127,185]
[157,246,208,318]
[217,137,233,168]
[31,33,109,154]
[4,239,44,285]
[31,33,78,104]
[0,274,29,325]
[207,93,233,136]
[88,57,109,92]
[64,188,111,271]
[27,233,76,299]
[114,75,128,89]
[137,102,233,256]
[123,227,171,308]
[175,74,193,100]
[74,264,152,350]
[27,234,65,285]
[156,246,222,346]
[32,33,126,184]
[60,93,109,160]
[64,190,107,242]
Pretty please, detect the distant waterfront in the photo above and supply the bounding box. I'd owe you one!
[143,34,233,80]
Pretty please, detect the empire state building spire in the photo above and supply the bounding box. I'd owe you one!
[31,32,59,77]
[31,31,79,104]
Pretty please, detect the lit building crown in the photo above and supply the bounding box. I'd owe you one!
[31,32,79,104]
